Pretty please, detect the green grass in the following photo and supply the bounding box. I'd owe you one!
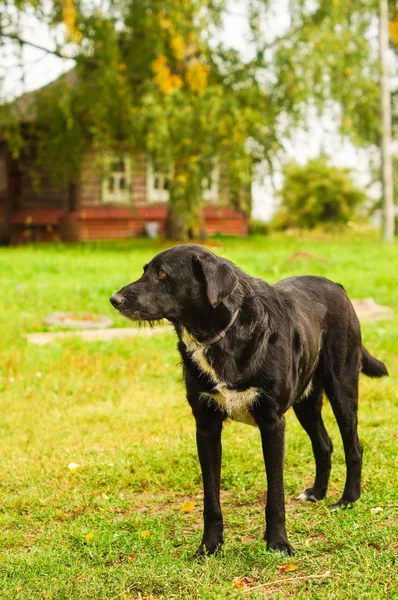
[0,233,397,599]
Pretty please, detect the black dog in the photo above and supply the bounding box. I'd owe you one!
[110,244,388,556]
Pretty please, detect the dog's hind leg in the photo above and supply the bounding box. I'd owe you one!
[324,362,362,510]
[294,378,333,502]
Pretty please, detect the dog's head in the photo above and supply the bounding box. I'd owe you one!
[110,244,239,323]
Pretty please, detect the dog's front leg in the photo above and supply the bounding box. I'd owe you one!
[193,404,224,557]
[253,410,294,556]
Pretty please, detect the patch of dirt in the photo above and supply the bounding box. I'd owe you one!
[288,251,330,264]
[367,541,381,551]
[352,298,394,322]
[44,312,113,329]
[26,325,171,345]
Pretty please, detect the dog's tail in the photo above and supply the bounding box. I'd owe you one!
[361,346,388,378]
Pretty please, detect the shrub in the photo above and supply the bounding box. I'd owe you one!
[249,219,270,236]
[273,158,368,230]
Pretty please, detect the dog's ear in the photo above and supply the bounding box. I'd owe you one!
[192,254,238,308]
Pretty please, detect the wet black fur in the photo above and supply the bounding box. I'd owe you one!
[110,244,388,557]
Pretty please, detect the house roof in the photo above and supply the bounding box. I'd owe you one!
[11,69,77,123]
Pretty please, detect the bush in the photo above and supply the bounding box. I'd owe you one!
[273,158,369,230]
[249,219,270,236]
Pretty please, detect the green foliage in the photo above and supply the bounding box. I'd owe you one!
[274,158,369,229]
[248,218,270,236]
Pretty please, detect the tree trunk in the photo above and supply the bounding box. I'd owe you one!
[166,164,206,240]
[0,153,22,246]
[379,0,395,242]
[59,179,80,242]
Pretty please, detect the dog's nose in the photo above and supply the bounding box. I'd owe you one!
[110,292,124,307]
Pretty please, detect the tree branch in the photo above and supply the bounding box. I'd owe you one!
[0,31,70,60]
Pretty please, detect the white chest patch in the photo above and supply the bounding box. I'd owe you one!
[182,328,258,427]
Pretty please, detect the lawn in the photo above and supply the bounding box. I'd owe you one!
[0,233,397,599]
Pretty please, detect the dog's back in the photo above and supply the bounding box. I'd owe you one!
[273,275,388,380]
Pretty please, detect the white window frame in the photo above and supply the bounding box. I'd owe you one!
[147,160,219,203]
[202,164,219,202]
[101,155,132,204]
[147,161,170,203]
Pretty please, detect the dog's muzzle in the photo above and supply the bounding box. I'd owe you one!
[110,292,124,308]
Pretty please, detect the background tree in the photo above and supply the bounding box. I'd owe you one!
[1,0,397,239]
[253,0,396,239]
[1,0,281,239]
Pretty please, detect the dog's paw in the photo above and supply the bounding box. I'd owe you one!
[194,540,223,559]
[331,499,355,512]
[267,540,295,556]
[296,487,325,502]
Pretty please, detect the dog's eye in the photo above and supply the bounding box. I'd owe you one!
[158,269,167,279]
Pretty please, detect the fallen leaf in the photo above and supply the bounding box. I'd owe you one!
[277,562,297,572]
[181,500,195,513]
[242,577,256,585]
[233,576,256,589]
[128,554,136,561]
[139,530,151,538]
[85,532,94,542]
[370,506,383,514]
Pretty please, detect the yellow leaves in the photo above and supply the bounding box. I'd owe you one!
[159,14,172,30]
[152,55,167,73]
[181,500,195,513]
[170,35,186,61]
[186,60,209,97]
[390,18,398,45]
[84,532,94,542]
[139,530,151,538]
[62,0,82,43]
[277,562,297,572]
[152,56,183,94]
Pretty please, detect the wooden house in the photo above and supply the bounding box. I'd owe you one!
[0,73,248,244]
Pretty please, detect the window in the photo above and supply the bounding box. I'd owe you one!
[147,162,170,203]
[101,156,132,204]
[202,165,219,202]
[147,161,219,203]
